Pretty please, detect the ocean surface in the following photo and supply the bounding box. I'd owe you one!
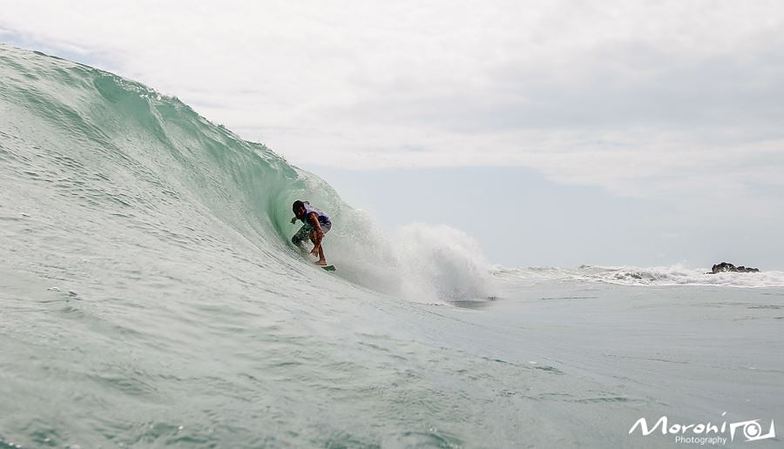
[1,44,782,448]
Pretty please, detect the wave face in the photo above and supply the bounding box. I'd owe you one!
[0,44,498,448]
[494,264,784,288]
[0,44,491,302]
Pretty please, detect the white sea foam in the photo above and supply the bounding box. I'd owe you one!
[318,206,493,302]
[493,264,784,288]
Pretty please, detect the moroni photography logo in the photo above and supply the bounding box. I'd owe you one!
[629,412,776,445]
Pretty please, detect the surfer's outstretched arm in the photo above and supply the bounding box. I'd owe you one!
[307,212,327,265]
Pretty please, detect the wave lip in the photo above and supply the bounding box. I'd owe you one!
[493,264,784,288]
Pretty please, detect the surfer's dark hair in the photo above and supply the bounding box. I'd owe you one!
[292,200,305,211]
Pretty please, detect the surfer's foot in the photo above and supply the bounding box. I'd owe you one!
[315,260,327,266]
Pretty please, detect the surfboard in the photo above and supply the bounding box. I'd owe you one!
[321,265,336,271]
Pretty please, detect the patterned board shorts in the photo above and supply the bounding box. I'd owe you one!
[291,220,332,246]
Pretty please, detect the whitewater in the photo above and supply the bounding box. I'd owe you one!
[1,44,782,448]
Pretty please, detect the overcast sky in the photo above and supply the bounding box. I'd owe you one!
[1,1,783,268]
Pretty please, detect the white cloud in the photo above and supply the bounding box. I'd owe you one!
[1,0,783,207]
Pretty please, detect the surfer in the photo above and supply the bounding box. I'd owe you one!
[290,200,331,266]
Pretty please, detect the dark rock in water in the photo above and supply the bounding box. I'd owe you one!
[710,262,760,274]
